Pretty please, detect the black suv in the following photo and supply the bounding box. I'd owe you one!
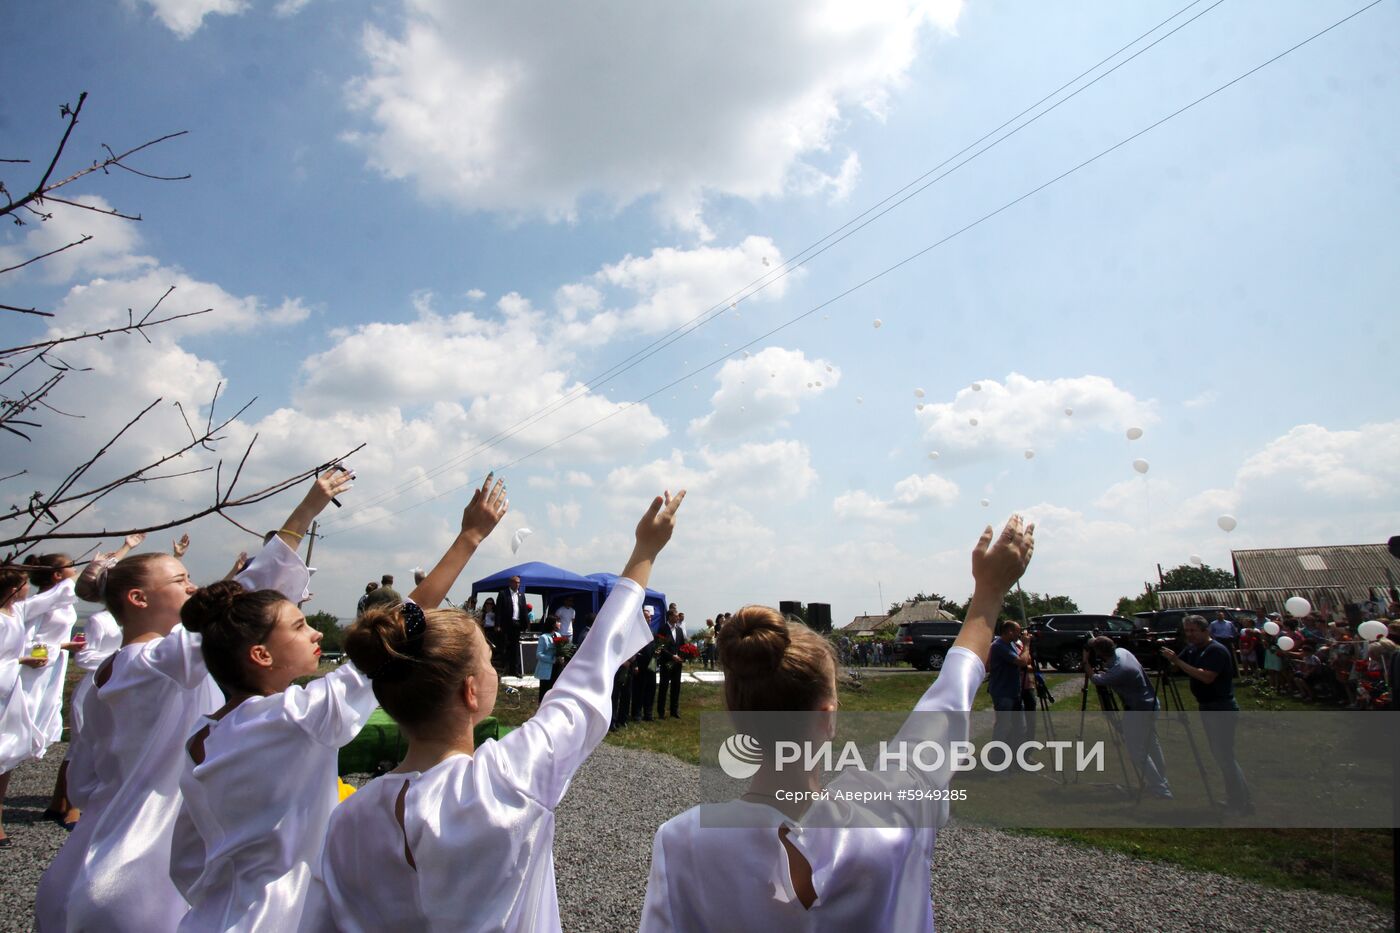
[893,621,963,671]
[1026,614,1136,672]
[1129,606,1260,666]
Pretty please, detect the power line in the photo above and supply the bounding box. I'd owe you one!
[327,0,1385,537]
[323,0,1221,528]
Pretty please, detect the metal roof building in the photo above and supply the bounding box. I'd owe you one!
[1231,544,1399,605]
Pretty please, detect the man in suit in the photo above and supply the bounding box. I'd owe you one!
[630,607,659,722]
[656,608,687,719]
[494,575,527,677]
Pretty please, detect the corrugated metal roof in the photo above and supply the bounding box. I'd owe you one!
[841,613,889,633]
[888,600,959,625]
[1158,586,1350,614]
[1232,544,1400,603]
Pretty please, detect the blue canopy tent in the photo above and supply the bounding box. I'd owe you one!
[586,572,667,631]
[470,562,603,616]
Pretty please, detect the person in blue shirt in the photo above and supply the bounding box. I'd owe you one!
[1162,614,1252,813]
[988,620,1031,750]
[1084,636,1171,798]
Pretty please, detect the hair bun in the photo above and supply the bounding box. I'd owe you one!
[717,606,790,679]
[181,579,245,633]
[345,605,408,678]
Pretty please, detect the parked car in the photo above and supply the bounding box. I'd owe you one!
[1128,606,1260,668]
[1026,614,1137,672]
[892,621,963,671]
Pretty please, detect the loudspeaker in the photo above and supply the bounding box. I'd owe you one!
[808,602,832,632]
[779,600,805,623]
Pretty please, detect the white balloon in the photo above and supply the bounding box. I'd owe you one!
[739,405,746,412]
[927,451,939,460]
[815,381,823,387]
[914,388,925,398]
[770,372,776,378]
[1126,427,1144,440]
[872,319,882,329]
[1276,635,1295,652]
[855,396,863,404]
[762,257,770,266]
[510,528,533,555]
[916,403,925,412]
[742,350,750,358]
[1189,554,1203,566]
[1262,620,1280,637]
[1064,407,1074,416]
[1217,514,1238,532]
[980,498,990,507]
[1284,596,1311,618]
[1132,458,1150,474]
[825,365,833,373]
[1024,449,1035,460]
[971,382,982,392]
[968,417,979,426]
[806,382,813,388]
[1358,620,1387,642]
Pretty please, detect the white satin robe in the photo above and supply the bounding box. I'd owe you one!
[68,610,124,746]
[35,537,310,933]
[171,661,377,932]
[19,578,79,755]
[309,577,651,933]
[640,645,986,932]
[0,605,40,773]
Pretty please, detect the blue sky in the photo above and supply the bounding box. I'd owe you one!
[4,0,1398,626]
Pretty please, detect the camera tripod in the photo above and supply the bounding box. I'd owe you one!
[1074,657,1136,795]
[1153,657,1218,807]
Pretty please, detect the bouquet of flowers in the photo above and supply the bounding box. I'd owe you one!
[679,642,700,662]
[555,636,577,663]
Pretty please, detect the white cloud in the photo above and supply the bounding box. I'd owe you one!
[132,0,248,37]
[917,373,1156,457]
[1236,422,1400,501]
[689,347,836,438]
[605,440,817,502]
[833,471,959,524]
[1183,390,1218,409]
[547,501,581,529]
[552,237,789,346]
[344,0,962,227]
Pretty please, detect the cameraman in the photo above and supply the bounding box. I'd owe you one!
[1162,614,1253,814]
[1083,636,1172,799]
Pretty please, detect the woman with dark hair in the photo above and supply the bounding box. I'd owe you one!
[0,565,64,847]
[170,474,506,932]
[311,490,684,932]
[641,517,1035,932]
[35,471,350,933]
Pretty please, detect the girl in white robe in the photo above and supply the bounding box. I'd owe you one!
[640,517,1036,933]
[68,608,124,746]
[171,473,506,933]
[0,567,58,846]
[34,472,351,933]
[310,489,685,933]
[18,556,79,757]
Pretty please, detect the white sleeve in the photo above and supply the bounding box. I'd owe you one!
[284,662,379,748]
[74,611,122,671]
[489,578,651,808]
[142,624,209,689]
[20,578,76,627]
[169,799,206,900]
[638,824,678,933]
[234,536,311,604]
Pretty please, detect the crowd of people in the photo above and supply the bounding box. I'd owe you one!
[0,465,1046,931]
[1232,609,1400,709]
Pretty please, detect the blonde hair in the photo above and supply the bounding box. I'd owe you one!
[717,605,836,712]
[346,605,485,730]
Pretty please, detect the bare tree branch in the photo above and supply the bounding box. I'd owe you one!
[0,234,92,276]
[37,194,141,222]
[0,306,211,362]
[0,304,53,317]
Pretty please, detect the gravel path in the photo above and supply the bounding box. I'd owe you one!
[3,742,1391,932]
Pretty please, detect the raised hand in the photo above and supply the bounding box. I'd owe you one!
[172,534,191,558]
[123,532,147,551]
[971,515,1035,596]
[279,466,354,549]
[634,490,686,558]
[460,473,508,543]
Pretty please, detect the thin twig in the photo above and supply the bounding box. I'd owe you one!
[39,194,141,222]
[0,304,53,317]
[0,307,210,360]
[0,234,92,276]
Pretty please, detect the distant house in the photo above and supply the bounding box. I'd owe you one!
[1156,543,1399,615]
[840,599,959,636]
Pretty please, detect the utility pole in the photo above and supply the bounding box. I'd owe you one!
[304,520,321,566]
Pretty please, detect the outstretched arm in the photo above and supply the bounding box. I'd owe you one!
[409,474,508,609]
[276,467,354,551]
[953,515,1036,666]
[621,490,685,592]
[75,533,145,601]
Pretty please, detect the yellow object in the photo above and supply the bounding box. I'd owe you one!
[337,778,356,803]
[31,644,49,660]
